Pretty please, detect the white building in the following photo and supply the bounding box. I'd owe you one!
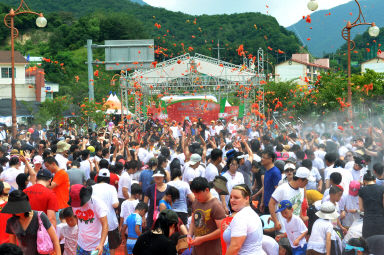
[275,54,330,85]
[0,51,58,102]
[361,52,384,73]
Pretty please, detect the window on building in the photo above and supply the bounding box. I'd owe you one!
[1,67,16,78]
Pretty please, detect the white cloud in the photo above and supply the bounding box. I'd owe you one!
[143,0,353,27]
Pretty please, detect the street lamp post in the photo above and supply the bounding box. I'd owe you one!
[3,0,47,137]
[307,0,379,120]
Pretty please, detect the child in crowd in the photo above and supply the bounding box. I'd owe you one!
[307,201,339,255]
[56,210,66,254]
[57,207,78,255]
[120,183,142,229]
[342,181,361,228]
[275,200,308,255]
[322,172,342,202]
[121,202,148,255]
[159,185,180,211]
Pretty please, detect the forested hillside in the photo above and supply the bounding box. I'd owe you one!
[0,0,302,101]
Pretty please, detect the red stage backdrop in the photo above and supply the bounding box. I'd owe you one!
[166,100,220,123]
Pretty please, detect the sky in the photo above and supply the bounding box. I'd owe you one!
[143,0,353,27]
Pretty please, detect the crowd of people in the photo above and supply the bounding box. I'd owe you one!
[0,115,383,255]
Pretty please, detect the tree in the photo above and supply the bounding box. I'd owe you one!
[35,96,72,127]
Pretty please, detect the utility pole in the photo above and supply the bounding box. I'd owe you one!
[86,39,94,101]
[213,40,225,60]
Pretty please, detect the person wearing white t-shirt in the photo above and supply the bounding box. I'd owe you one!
[222,158,245,208]
[55,140,71,171]
[223,184,264,254]
[275,200,308,254]
[205,149,223,182]
[80,150,92,180]
[269,167,313,233]
[92,169,120,254]
[0,157,26,189]
[307,201,339,255]
[261,235,279,255]
[214,121,224,135]
[118,166,133,205]
[182,154,203,184]
[69,184,109,254]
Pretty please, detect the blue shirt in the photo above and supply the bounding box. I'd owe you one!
[125,213,142,239]
[263,166,281,205]
[139,169,153,194]
[159,199,172,210]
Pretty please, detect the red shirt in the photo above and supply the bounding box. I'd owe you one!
[0,201,11,244]
[24,183,59,213]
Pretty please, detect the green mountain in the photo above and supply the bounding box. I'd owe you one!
[287,0,384,57]
[0,0,302,101]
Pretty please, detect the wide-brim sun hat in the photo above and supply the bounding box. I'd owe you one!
[1,190,31,214]
[315,201,340,220]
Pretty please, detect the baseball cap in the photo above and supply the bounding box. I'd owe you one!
[33,155,44,165]
[190,154,202,165]
[295,167,315,182]
[276,200,293,213]
[160,209,179,224]
[69,184,92,207]
[98,168,110,178]
[284,163,296,171]
[349,181,361,196]
[87,146,95,153]
[37,169,52,179]
[286,157,297,164]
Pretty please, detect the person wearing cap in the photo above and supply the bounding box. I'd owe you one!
[2,190,61,255]
[93,169,120,255]
[214,120,224,135]
[269,167,314,233]
[307,201,339,255]
[209,120,216,137]
[342,181,361,228]
[188,177,226,255]
[55,140,70,171]
[182,154,203,184]
[275,200,308,255]
[132,209,178,255]
[210,175,229,213]
[24,169,59,226]
[144,169,169,230]
[69,184,109,255]
[223,184,264,255]
[278,163,296,186]
[45,157,70,211]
